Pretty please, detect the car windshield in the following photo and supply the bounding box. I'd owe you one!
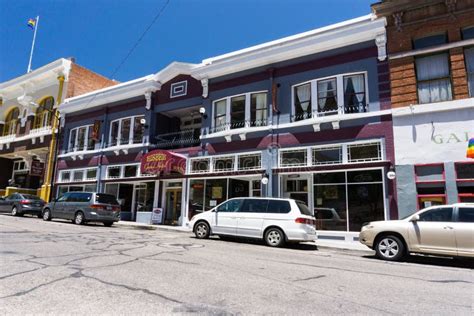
[22,194,41,200]
[296,201,313,216]
[96,194,119,205]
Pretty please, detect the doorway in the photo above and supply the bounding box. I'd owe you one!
[164,188,182,225]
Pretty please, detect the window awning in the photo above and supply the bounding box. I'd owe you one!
[140,150,187,175]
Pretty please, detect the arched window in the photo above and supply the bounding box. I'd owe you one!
[33,97,54,129]
[3,107,20,136]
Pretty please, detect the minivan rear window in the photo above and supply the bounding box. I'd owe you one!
[296,201,313,216]
[96,194,119,205]
[267,200,291,213]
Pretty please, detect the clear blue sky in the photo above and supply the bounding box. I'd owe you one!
[0,0,375,83]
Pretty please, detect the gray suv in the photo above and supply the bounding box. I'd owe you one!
[42,192,120,226]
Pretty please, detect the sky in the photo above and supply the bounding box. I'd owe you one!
[0,0,375,83]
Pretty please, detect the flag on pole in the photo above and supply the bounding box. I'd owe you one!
[27,18,36,30]
[467,138,474,159]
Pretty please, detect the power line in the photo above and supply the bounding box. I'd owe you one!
[80,0,171,108]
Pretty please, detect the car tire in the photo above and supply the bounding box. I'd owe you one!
[103,221,113,227]
[194,221,210,239]
[42,209,52,221]
[11,207,20,217]
[375,235,405,261]
[264,227,285,247]
[74,211,85,225]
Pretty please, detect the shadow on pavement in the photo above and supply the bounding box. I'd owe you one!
[191,235,318,251]
[362,254,474,269]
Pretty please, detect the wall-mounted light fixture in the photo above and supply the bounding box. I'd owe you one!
[140,118,149,129]
[199,106,207,120]
[387,166,396,180]
[261,172,269,185]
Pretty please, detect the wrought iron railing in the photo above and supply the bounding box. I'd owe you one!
[205,119,268,135]
[154,129,200,149]
[291,103,369,122]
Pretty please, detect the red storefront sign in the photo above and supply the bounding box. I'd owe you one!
[140,150,186,175]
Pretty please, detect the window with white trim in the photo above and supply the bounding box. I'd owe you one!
[280,150,307,167]
[212,91,267,132]
[279,140,382,168]
[58,168,97,183]
[347,142,381,163]
[109,115,145,147]
[189,152,262,174]
[105,164,154,179]
[68,125,95,152]
[293,72,368,122]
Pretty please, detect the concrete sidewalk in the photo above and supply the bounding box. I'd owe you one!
[115,220,371,252]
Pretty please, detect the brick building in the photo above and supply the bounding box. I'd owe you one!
[372,0,474,217]
[0,58,116,200]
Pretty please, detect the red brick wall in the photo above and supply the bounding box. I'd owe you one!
[66,63,118,99]
[384,6,473,108]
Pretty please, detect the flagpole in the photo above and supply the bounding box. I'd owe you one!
[27,15,39,73]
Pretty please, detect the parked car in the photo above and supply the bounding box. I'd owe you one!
[0,193,45,217]
[42,192,121,226]
[359,203,474,261]
[189,197,317,247]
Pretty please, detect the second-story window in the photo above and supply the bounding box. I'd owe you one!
[212,91,268,132]
[317,79,337,115]
[413,34,452,104]
[295,83,312,120]
[415,54,452,104]
[292,72,367,122]
[109,115,145,146]
[33,96,54,129]
[466,48,474,97]
[2,107,19,136]
[230,96,245,129]
[69,125,95,152]
[344,74,366,113]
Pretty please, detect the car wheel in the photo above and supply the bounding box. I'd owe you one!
[11,207,19,217]
[74,211,85,225]
[103,221,113,227]
[375,235,405,261]
[264,227,285,247]
[42,209,52,221]
[194,221,210,239]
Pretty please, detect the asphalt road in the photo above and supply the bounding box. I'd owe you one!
[0,215,473,315]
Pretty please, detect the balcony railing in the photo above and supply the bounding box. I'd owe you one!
[154,129,200,149]
[108,137,146,147]
[291,103,369,122]
[205,119,268,135]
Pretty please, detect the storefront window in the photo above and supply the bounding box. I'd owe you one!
[124,165,138,177]
[347,142,381,162]
[214,156,234,172]
[60,171,70,182]
[455,162,474,203]
[238,154,261,170]
[312,169,384,232]
[189,180,205,217]
[312,146,342,165]
[86,169,97,180]
[229,179,250,198]
[107,166,121,178]
[280,150,307,167]
[205,179,227,210]
[191,159,210,173]
[73,170,84,182]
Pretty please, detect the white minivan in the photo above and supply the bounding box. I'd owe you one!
[188,197,317,247]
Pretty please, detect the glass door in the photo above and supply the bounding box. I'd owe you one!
[164,188,182,225]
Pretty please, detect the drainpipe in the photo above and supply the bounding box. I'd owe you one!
[96,109,108,193]
[42,74,65,202]
[267,68,280,198]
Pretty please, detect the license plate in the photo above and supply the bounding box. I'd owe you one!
[107,206,112,211]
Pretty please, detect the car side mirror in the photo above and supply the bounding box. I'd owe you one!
[410,214,420,222]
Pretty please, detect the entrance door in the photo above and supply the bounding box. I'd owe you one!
[164,188,182,225]
[133,184,147,221]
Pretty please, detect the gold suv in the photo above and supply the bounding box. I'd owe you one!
[359,204,474,261]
